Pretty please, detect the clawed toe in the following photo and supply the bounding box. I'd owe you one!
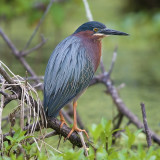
[65,127,89,140]
[60,121,68,129]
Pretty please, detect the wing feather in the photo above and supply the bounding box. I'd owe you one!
[44,36,94,117]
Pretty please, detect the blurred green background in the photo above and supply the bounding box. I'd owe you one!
[0,0,160,134]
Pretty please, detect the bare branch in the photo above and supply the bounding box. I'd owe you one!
[2,108,29,125]
[0,28,19,56]
[21,35,47,56]
[0,64,21,107]
[24,0,55,50]
[89,74,103,86]
[0,89,18,107]
[24,76,44,81]
[3,117,84,148]
[78,132,88,156]
[100,59,106,73]
[106,46,117,78]
[0,65,17,87]
[18,57,41,84]
[0,90,9,97]
[113,113,123,130]
[141,103,152,148]
[0,31,42,87]
[47,118,83,147]
[0,80,5,149]
[82,0,93,21]
[99,47,118,78]
[112,113,124,144]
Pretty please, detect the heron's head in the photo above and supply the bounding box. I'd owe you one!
[74,21,129,38]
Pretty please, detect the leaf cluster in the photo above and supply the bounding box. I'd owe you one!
[1,129,37,160]
[1,119,160,160]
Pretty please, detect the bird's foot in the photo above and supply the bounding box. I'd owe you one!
[60,119,68,129]
[59,110,68,129]
[65,126,89,140]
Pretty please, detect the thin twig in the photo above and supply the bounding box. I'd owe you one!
[0,80,5,152]
[20,87,25,129]
[100,59,106,73]
[106,46,117,78]
[0,64,17,87]
[113,113,123,130]
[57,135,62,149]
[0,28,19,56]
[24,0,54,50]
[37,138,62,154]
[0,30,42,87]
[112,113,123,144]
[141,103,152,148]
[30,131,57,145]
[78,132,88,156]
[82,0,93,21]
[21,35,47,56]
[24,76,44,81]
[0,90,9,97]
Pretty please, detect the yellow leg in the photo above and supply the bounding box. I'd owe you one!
[66,101,89,139]
[59,110,68,128]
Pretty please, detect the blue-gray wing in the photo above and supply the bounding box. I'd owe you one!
[43,36,94,117]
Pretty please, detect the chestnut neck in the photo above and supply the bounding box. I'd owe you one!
[74,30,103,71]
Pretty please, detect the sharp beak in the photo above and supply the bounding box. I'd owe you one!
[98,28,129,36]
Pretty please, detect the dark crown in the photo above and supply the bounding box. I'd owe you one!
[74,21,106,34]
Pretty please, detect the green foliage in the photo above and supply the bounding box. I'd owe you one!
[0,0,33,20]
[1,128,36,159]
[0,0,81,28]
[90,118,119,151]
[0,0,66,27]
[1,120,160,160]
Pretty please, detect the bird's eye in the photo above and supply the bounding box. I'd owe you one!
[93,28,98,32]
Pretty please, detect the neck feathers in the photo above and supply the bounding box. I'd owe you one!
[74,31,102,71]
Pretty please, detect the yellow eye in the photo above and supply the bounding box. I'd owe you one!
[93,28,98,32]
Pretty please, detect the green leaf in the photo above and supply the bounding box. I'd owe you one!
[90,123,103,142]
[62,149,85,160]
[47,150,63,160]
[101,118,108,129]
[6,136,14,142]
[88,147,95,160]
[104,120,112,136]
[125,127,135,148]
[111,128,122,134]
[96,147,108,160]
[3,141,8,148]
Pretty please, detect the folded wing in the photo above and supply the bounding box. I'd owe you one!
[43,36,94,117]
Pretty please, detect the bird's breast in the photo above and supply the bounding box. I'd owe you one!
[74,31,102,72]
[83,39,102,72]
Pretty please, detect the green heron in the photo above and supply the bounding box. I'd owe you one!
[44,21,128,139]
